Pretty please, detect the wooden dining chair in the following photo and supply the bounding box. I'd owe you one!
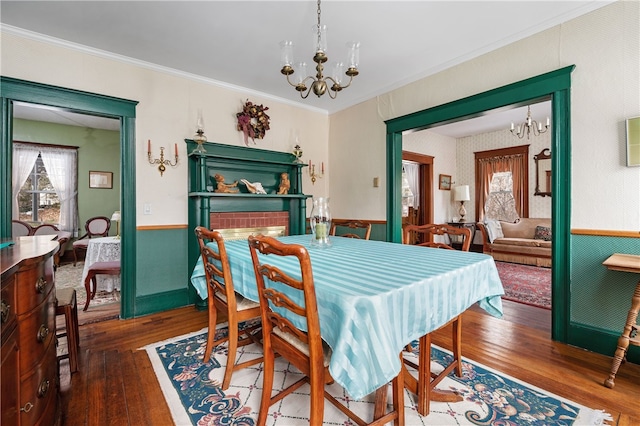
[402,223,472,414]
[194,227,263,390]
[330,219,372,240]
[73,216,111,266]
[403,223,471,251]
[83,260,121,311]
[248,234,404,426]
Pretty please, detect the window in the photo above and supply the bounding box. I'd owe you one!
[18,155,60,223]
[12,142,78,233]
[474,145,529,221]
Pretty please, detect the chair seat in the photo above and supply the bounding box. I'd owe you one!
[73,239,90,249]
[273,327,332,367]
[88,260,120,272]
[214,292,260,311]
[56,287,77,307]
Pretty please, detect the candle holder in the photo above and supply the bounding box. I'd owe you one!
[308,160,324,185]
[292,144,304,163]
[147,140,178,176]
[310,197,331,248]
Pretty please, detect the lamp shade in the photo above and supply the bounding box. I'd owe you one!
[111,210,121,222]
[453,185,470,202]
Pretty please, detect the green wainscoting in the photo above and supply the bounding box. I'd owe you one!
[569,234,640,364]
[133,227,193,317]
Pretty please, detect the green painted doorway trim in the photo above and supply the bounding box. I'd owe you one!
[1,76,138,319]
[384,65,575,343]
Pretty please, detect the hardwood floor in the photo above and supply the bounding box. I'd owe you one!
[58,300,639,425]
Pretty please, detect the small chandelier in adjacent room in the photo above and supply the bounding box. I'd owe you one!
[279,0,360,99]
[510,105,550,139]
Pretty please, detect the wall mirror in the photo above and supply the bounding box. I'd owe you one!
[534,148,552,197]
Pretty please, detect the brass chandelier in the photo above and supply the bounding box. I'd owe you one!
[510,105,550,139]
[279,0,360,99]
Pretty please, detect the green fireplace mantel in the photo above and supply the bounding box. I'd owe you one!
[186,140,310,300]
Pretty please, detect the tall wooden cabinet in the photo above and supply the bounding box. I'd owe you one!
[1,236,59,425]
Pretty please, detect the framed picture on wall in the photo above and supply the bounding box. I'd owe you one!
[626,116,640,167]
[89,171,113,189]
[439,174,452,190]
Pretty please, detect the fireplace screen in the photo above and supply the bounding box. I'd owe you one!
[215,226,286,241]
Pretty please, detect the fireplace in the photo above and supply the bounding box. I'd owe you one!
[187,141,310,303]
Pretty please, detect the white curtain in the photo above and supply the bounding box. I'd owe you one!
[12,143,40,219]
[40,147,78,234]
[402,161,419,207]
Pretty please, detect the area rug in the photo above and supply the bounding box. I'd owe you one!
[55,262,119,322]
[495,261,551,310]
[143,324,610,426]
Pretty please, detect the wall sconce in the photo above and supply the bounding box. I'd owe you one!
[308,160,324,184]
[147,139,178,176]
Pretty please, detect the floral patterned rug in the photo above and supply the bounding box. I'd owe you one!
[55,262,119,320]
[495,262,551,310]
[143,323,610,426]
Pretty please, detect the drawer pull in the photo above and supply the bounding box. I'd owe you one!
[1,300,9,323]
[35,277,47,293]
[38,379,50,398]
[37,324,49,342]
[20,402,34,413]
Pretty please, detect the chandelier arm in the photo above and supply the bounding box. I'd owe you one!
[300,85,314,99]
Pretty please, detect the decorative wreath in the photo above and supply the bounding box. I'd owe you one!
[236,100,270,146]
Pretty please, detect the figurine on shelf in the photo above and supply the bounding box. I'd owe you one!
[240,179,267,194]
[213,174,239,193]
[277,172,290,195]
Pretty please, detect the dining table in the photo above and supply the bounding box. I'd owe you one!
[190,234,504,409]
[81,236,121,292]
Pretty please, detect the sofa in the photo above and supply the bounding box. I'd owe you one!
[476,218,551,267]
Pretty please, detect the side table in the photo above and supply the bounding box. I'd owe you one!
[447,222,482,253]
[602,253,640,388]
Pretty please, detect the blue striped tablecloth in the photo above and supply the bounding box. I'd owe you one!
[190,235,504,400]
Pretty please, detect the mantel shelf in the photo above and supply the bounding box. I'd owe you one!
[189,192,310,199]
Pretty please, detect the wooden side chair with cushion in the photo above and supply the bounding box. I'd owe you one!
[83,260,120,311]
[12,219,33,237]
[330,219,372,240]
[194,226,263,390]
[248,234,404,426]
[73,216,111,266]
[402,223,472,414]
[55,287,80,374]
[33,223,72,268]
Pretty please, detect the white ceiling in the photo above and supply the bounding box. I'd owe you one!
[2,1,608,135]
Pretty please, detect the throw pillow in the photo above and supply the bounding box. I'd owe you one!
[484,219,504,243]
[534,225,552,241]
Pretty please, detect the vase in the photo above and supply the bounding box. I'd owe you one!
[310,197,331,248]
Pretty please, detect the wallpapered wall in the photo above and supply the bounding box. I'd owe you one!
[401,123,551,223]
[457,127,552,220]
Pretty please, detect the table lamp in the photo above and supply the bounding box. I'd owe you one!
[453,185,470,222]
[111,210,121,239]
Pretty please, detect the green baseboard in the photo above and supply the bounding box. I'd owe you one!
[568,322,639,365]
[133,288,193,317]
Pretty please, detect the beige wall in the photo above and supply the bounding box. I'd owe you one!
[328,1,639,231]
[1,31,329,225]
[2,1,638,231]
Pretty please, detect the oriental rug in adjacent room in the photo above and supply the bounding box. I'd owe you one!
[54,261,120,324]
[494,261,552,309]
[143,323,609,426]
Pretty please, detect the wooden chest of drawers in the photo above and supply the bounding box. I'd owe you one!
[1,236,60,426]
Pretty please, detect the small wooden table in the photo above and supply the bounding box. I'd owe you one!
[602,253,640,388]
